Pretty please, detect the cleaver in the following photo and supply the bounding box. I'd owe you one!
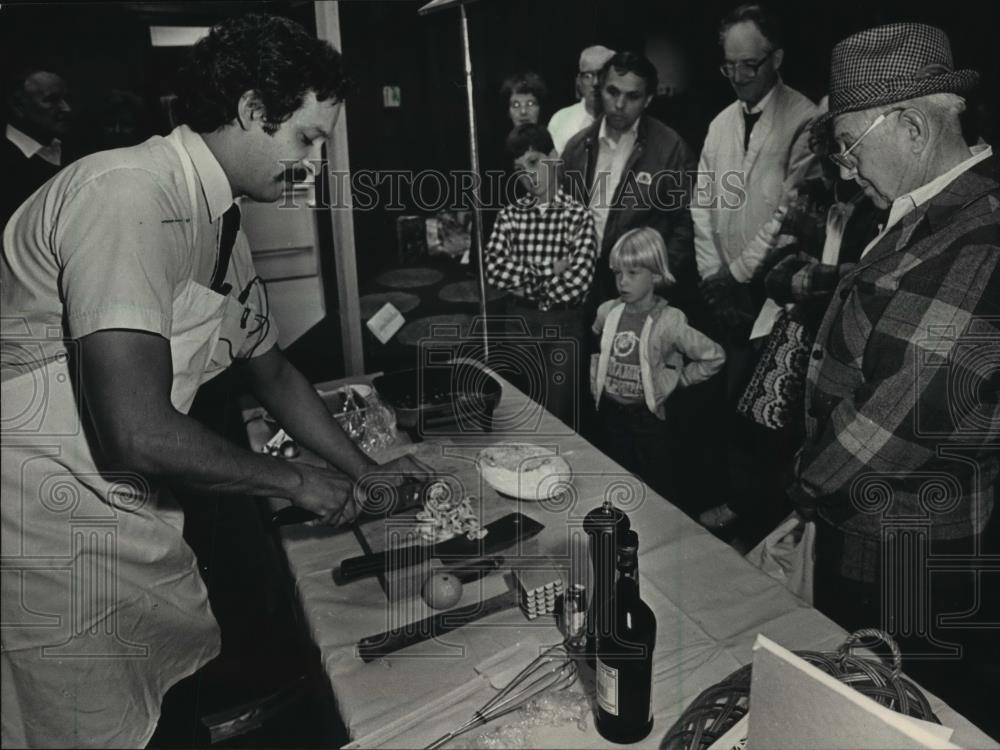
[334,512,544,584]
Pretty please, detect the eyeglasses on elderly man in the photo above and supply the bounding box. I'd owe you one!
[719,49,774,79]
[828,107,906,170]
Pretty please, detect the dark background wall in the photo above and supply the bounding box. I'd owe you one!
[3,0,997,287]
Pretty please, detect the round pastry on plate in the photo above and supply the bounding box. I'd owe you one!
[476,443,571,502]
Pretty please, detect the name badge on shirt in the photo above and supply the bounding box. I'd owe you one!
[636,171,652,186]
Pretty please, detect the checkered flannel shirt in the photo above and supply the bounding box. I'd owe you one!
[485,187,597,310]
[789,154,1000,580]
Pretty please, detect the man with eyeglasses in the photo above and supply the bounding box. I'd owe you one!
[790,23,998,732]
[547,45,616,155]
[692,4,819,534]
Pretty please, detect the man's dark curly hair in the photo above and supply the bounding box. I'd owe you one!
[176,13,347,135]
[600,52,659,98]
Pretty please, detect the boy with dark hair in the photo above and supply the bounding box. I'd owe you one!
[485,123,597,427]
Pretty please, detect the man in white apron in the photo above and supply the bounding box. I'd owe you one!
[1,14,429,747]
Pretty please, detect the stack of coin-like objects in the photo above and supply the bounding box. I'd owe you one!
[513,567,565,620]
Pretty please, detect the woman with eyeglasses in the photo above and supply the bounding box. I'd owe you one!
[486,71,549,210]
[500,71,547,127]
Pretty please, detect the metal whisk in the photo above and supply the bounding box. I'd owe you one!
[424,641,579,749]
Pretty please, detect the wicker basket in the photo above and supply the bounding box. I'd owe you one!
[661,629,938,750]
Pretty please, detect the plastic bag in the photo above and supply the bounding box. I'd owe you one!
[744,511,815,604]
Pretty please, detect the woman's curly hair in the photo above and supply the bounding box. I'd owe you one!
[499,71,548,109]
[176,13,348,135]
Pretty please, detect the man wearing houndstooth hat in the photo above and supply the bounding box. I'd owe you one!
[790,22,999,733]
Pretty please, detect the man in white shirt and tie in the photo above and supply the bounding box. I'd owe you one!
[547,45,615,155]
[2,65,74,227]
[691,4,819,533]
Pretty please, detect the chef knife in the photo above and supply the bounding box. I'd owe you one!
[334,513,544,584]
[356,588,519,662]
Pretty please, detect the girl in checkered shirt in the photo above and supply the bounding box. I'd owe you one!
[591,228,725,496]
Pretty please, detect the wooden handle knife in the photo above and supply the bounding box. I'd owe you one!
[356,589,519,662]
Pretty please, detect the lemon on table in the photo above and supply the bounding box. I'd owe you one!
[421,572,463,609]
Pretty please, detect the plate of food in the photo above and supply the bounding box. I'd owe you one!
[476,443,572,502]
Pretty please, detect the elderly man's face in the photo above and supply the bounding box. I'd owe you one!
[576,63,605,111]
[721,21,781,108]
[832,108,908,209]
[13,71,72,139]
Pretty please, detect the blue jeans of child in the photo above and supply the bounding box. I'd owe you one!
[597,397,673,501]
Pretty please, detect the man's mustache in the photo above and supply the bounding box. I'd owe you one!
[281,165,312,182]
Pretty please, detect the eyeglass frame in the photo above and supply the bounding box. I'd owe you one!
[509,99,539,110]
[828,107,905,170]
[719,49,775,80]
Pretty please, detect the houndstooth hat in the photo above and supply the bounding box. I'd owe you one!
[814,22,979,130]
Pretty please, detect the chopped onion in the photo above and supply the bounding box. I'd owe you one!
[415,482,488,543]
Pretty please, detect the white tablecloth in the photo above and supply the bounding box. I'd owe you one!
[243,375,997,749]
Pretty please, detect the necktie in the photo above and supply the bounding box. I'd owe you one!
[211,203,241,294]
[743,111,761,151]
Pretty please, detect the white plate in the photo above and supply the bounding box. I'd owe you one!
[476,443,572,502]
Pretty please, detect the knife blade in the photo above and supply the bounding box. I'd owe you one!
[356,589,519,662]
[334,513,544,584]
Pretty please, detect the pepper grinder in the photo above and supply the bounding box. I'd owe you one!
[582,498,631,667]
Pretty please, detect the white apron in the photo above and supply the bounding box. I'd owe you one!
[1,129,257,748]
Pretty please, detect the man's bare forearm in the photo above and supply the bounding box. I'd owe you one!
[240,347,374,480]
[123,409,306,499]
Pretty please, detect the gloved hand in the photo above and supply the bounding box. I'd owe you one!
[787,484,817,522]
[699,265,738,307]
[713,299,756,331]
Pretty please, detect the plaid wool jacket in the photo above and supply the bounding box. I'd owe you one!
[789,154,1000,581]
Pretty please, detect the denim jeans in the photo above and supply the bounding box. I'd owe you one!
[597,397,673,501]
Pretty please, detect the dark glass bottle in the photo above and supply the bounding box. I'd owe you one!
[595,530,656,744]
[582,499,630,668]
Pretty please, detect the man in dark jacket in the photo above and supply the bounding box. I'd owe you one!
[561,51,698,317]
[2,65,73,228]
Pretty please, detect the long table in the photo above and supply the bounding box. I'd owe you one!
[242,374,997,749]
